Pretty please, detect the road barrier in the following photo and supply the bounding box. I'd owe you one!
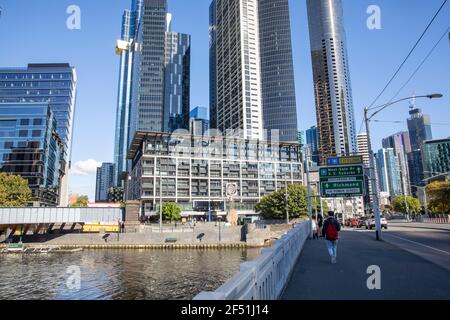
[194,220,310,300]
[423,214,450,224]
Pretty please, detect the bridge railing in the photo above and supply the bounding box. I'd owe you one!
[194,220,310,300]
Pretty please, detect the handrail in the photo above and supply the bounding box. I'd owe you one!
[194,220,310,300]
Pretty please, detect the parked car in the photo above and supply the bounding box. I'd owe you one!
[365,215,388,229]
[357,217,368,228]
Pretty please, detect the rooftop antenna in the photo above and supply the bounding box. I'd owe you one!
[409,92,417,110]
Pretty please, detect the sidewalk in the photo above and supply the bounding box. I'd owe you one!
[282,230,450,300]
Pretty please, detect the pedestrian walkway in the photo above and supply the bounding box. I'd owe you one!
[282,230,450,300]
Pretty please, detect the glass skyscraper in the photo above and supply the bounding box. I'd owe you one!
[190,106,210,136]
[95,163,115,203]
[307,0,357,163]
[0,103,65,206]
[114,0,191,186]
[422,138,450,179]
[306,126,320,165]
[258,0,298,142]
[0,63,77,206]
[376,148,402,197]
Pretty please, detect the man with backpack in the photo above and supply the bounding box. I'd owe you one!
[322,211,341,264]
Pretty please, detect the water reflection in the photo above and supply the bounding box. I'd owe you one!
[0,248,261,300]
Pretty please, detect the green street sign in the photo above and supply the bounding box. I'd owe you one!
[320,180,364,198]
[319,165,364,178]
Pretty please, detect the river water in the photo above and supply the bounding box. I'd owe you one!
[0,248,261,300]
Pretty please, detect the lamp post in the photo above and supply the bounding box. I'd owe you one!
[304,145,313,238]
[364,93,443,240]
[159,168,162,232]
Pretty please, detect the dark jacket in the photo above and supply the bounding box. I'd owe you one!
[317,215,324,228]
[322,217,341,239]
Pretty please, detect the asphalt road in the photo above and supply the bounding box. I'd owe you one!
[282,230,450,300]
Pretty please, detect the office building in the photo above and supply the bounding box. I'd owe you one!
[258,0,298,142]
[306,0,357,163]
[114,0,191,186]
[382,131,411,196]
[375,148,402,197]
[407,107,432,196]
[0,63,77,206]
[209,0,264,140]
[95,163,115,203]
[298,131,305,146]
[190,106,210,136]
[126,131,303,217]
[0,103,65,206]
[422,138,450,180]
[306,126,320,164]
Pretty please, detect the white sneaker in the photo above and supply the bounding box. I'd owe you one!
[331,256,337,264]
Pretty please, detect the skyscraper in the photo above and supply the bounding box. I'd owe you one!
[114,0,143,187]
[258,0,298,142]
[95,163,115,203]
[190,106,210,136]
[357,133,370,168]
[114,0,191,186]
[210,0,264,140]
[382,131,411,196]
[306,126,320,164]
[209,0,298,142]
[0,103,65,206]
[422,138,450,180]
[307,0,357,163]
[407,106,432,196]
[163,31,191,133]
[0,63,77,206]
[375,148,402,197]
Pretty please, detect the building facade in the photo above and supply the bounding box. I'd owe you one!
[407,107,432,196]
[382,131,411,196]
[190,106,210,136]
[306,0,357,163]
[163,31,191,133]
[127,131,303,217]
[422,138,450,180]
[376,148,402,197]
[95,163,115,203]
[210,0,264,140]
[306,126,320,165]
[258,0,298,142]
[0,103,65,206]
[0,64,77,206]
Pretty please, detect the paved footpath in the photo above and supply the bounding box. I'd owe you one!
[282,230,450,300]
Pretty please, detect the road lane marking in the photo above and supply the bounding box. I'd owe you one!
[384,234,450,255]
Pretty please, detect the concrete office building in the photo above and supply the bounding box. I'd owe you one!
[307,0,357,163]
[126,131,303,218]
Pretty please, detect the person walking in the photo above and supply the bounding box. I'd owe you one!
[317,213,324,238]
[322,211,341,264]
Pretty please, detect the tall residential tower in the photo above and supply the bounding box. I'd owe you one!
[307,0,357,163]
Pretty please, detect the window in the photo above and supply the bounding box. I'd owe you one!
[32,130,42,138]
[19,130,28,137]
[33,119,43,126]
[20,119,29,126]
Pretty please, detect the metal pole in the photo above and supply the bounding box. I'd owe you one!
[285,185,289,225]
[365,107,382,240]
[305,145,313,238]
[159,169,162,232]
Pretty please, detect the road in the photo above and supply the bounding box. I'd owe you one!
[282,226,450,300]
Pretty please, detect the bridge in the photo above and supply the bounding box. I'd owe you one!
[0,207,123,237]
[195,219,450,300]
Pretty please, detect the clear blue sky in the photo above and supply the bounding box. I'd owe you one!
[0,0,449,200]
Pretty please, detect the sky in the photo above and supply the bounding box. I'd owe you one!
[0,0,449,201]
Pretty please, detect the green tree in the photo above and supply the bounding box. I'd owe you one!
[70,195,89,207]
[255,184,313,220]
[392,196,421,215]
[162,202,181,223]
[311,196,329,213]
[0,173,32,207]
[427,181,450,214]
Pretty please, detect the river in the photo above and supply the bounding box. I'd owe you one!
[0,248,261,300]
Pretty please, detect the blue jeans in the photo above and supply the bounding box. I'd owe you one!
[326,240,338,258]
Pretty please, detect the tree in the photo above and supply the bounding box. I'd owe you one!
[311,196,329,214]
[70,195,89,207]
[0,173,32,207]
[255,184,312,220]
[162,202,181,223]
[427,181,450,214]
[392,196,421,215]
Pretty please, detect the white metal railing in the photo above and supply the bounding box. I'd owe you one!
[194,220,310,300]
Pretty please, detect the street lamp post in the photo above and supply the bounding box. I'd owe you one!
[364,93,443,240]
[304,145,314,238]
[159,168,162,233]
